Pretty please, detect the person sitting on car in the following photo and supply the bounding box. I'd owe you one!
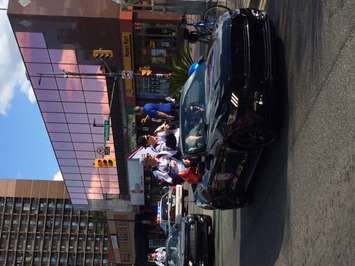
[154,121,180,149]
[137,133,178,156]
[142,153,201,185]
[147,246,166,266]
[134,102,176,124]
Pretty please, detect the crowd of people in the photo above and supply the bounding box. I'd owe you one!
[134,99,202,187]
[134,99,203,265]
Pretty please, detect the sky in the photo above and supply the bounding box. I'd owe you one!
[0,0,62,180]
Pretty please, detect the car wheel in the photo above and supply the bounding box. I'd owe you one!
[230,126,276,150]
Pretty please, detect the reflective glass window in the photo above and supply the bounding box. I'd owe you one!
[69,192,86,199]
[81,169,99,176]
[84,91,108,103]
[61,166,80,174]
[56,77,82,90]
[77,159,94,167]
[82,174,100,181]
[55,150,76,159]
[71,133,92,142]
[78,65,104,75]
[66,180,83,187]
[87,193,103,200]
[63,102,86,113]
[21,48,50,63]
[87,103,109,114]
[99,175,118,182]
[73,142,94,151]
[85,187,102,194]
[84,181,101,187]
[46,123,69,133]
[16,32,46,48]
[91,126,105,134]
[88,114,107,124]
[52,142,74,151]
[99,168,117,175]
[103,187,119,194]
[43,112,66,123]
[49,49,77,64]
[58,158,77,166]
[59,90,84,102]
[95,136,110,146]
[52,63,78,74]
[35,89,60,101]
[30,76,57,90]
[63,173,82,180]
[27,63,53,76]
[101,181,119,189]
[81,78,107,91]
[67,186,85,193]
[68,123,91,134]
[66,113,89,124]
[76,151,95,159]
[38,101,63,112]
[48,132,71,142]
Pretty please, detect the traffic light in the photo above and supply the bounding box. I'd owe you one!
[93,157,116,168]
[92,49,114,59]
[139,66,152,76]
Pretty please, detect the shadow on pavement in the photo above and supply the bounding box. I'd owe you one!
[239,27,289,266]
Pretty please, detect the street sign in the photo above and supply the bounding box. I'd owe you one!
[96,146,105,155]
[104,146,111,155]
[121,70,133,80]
[96,146,111,155]
[104,120,110,141]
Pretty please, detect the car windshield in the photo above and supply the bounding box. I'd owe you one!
[180,63,207,155]
[165,226,180,265]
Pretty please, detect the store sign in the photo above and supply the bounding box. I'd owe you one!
[127,159,145,205]
[121,32,135,101]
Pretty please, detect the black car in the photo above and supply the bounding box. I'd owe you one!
[165,214,213,266]
[179,9,276,209]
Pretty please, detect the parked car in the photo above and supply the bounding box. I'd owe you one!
[179,9,276,209]
[165,214,213,266]
[157,185,186,234]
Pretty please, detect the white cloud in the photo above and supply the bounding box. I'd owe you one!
[52,171,63,181]
[0,0,9,8]
[0,3,34,116]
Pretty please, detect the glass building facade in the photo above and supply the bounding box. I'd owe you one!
[16,32,119,206]
[8,1,127,207]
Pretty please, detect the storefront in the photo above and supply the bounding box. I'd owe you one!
[133,10,183,100]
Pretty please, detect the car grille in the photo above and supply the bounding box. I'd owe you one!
[230,11,272,111]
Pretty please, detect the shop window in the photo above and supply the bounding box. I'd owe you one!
[23,202,30,212]
[39,201,47,213]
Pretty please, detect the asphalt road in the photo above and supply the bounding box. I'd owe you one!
[188,0,355,265]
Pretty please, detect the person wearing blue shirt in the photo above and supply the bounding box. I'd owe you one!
[134,103,175,124]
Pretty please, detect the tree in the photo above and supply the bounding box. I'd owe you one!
[168,46,194,100]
